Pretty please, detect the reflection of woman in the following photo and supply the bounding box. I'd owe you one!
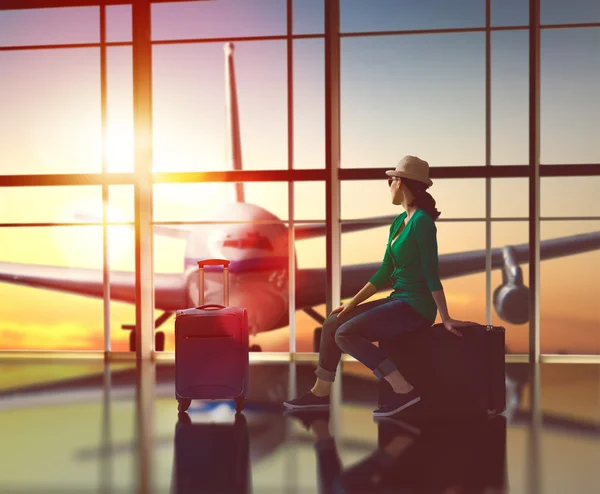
[284,156,475,417]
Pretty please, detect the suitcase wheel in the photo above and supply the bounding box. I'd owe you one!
[177,398,191,413]
[235,397,246,414]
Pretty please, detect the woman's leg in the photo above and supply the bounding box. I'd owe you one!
[313,298,390,390]
[333,298,431,382]
[333,298,433,416]
[283,298,389,409]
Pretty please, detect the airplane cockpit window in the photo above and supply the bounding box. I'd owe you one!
[223,232,274,251]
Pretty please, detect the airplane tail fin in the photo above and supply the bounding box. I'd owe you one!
[224,42,245,203]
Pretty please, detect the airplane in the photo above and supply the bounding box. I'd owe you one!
[0,41,599,353]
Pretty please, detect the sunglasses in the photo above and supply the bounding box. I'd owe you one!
[388,178,401,187]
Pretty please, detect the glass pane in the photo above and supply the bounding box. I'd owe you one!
[541,221,600,355]
[341,179,486,220]
[491,0,528,27]
[341,33,485,168]
[340,0,485,33]
[492,178,528,218]
[109,185,134,223]
[542,177,600,218]
[541,28,600,165]
[0,7,99,47]
[296,222,326,352]
[106,47,134,173]
[153,182,289,222]
[151,0,287,41]
[294,39,325,169]
[491,222,529,355]
[0,227,103,351]
[293,0,324,35]
[0,186,101,224]
[109,226,135,352]
[152,41,287,172]
[0,49,101,175]
[106,4,132,43]
[541,0,600,25]
[154,221,290,353]
[491,30,529,166]
[294,181,325,220]
[107,185,134,352]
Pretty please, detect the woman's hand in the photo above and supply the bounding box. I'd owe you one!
[442,318,477,337]
[330,301,356,319]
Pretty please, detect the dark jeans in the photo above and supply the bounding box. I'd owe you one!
[316,297,433,382]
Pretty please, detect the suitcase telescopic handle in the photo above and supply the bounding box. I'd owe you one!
[197,259,230,307]
[197,259,231,268]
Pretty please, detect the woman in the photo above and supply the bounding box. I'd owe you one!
[283,155,475,418]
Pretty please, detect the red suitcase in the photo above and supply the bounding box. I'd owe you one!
[175,259,249,414]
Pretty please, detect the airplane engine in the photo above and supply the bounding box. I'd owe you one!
[493,246,529,325]
[493,283,529,325]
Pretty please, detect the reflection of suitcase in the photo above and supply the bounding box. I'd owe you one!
[175,259,249,413]
[376,415,507,492]
[172,412,250,494]
[378,324,506,418]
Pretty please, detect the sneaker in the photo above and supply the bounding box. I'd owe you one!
[283,391,330,410]
[372,388,421,418]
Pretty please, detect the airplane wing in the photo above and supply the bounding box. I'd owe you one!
[0,262,188,311]
[295,231,600,309]
[294,215,398,240]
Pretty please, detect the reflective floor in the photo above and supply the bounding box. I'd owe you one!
[0,360,599,493]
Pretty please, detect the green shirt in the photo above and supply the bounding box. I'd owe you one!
[368,208,443,322]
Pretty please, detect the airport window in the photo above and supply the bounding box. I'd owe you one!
[540,0,600,25]
[106,4,132,43]
[540,221,600,355]
[0,226,104,351]
[0,48,102,175]
[491,30,529,166]
[152,40,288,173]
[153,182,290,222]
[540,28,600,165]
[491,221,530,356]
[0,1,597,360]
[0,7,99,47]
[341,179,486,220]
[151,0,287,41]
[293,0,325,35]
[294,181,326,220]
[293,39,325,170]
[106,47,134,173]
[492,178,529,218]
[340,0,485,33]
[542,177,600,218]
[0,186,102,224]
[491,0,529,27]
[340,33,486,168]
[295,222,326,352]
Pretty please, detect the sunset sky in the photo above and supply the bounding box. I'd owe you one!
[0,2,598,354]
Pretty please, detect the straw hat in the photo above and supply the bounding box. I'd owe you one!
[385,155,433,187]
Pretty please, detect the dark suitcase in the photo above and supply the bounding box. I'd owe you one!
[172,412,251,494]
[378,323,506,418]
[175,259,249,414]
[373,415,507,492]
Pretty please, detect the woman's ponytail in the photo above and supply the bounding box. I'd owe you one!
[405,179,441,221]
